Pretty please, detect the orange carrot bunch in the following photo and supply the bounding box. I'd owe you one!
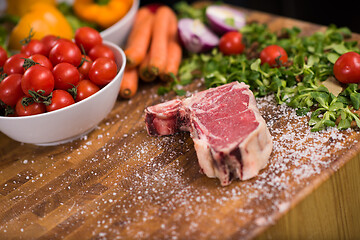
[119,6,182,99]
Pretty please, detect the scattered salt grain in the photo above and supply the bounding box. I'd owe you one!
[4,88,357,240]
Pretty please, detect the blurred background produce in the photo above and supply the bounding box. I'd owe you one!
[6,0,57,17]
[0,0,133,51]
[140,0,360,34]
[72,0,132,29]
[8,2,73,50]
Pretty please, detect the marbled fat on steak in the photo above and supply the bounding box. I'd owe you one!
[145,82,273,186]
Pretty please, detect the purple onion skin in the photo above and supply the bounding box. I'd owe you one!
[206,6,246,35]
[177,18,220,53]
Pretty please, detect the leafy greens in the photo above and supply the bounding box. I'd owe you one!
[162,3,360,131]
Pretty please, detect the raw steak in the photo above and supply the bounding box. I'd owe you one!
[145,82,272,186]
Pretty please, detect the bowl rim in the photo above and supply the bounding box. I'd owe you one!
[100,0,140,38]
[0,41,126,121]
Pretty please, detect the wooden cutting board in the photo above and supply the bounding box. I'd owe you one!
[1,6,360,240]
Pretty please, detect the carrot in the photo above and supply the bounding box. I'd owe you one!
[119,67,139,99]
[167,6,178,40]
[147,6,174,76]
[124,9,154,68]
[126,7,153,44]
[160,40,182,82]
[139,53,157,82]
[159,8,182,82]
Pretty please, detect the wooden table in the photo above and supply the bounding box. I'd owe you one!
[1,7,360,240]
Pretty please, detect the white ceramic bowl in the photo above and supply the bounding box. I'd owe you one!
[0,41,126,146]
[100,0,140,47]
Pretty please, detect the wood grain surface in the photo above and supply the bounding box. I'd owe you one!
[256,153,360,240]
[1,6,360,240]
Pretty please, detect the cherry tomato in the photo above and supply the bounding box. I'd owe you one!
[75,27,103,53]
[0,46,8,67]
[89,57,117,86]
[46,89,75,112]
[21,39,47,56]
[260,45,288,67]
[3,53,27,75]
[52,62,80,90]
[49,40,82,67]
[29,54,53,70]
[333,52,360,84]
[41,35,59,57]
[219,31,245,55]
[0,74,23,106]
[88,44,115,61]
[78,55,93,80]
[21,65,54,96]
[15,97,46,116]
[75,79,100,102]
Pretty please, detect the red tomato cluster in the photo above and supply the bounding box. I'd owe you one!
[0,27,118,117]
[218,31,288,67]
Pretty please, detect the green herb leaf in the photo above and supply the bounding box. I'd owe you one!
[338,118,351,130]
[350,92,360,110]
[174,89,187,96]
[330,43,350,54]
[311,91,329,108]
[307,55,319,67]
[326,52,340,64]
[296,107,310,116]
[158,86,170,95]
[329,101,344,111]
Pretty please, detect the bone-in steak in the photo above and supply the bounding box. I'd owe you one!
[145,82,272,186]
